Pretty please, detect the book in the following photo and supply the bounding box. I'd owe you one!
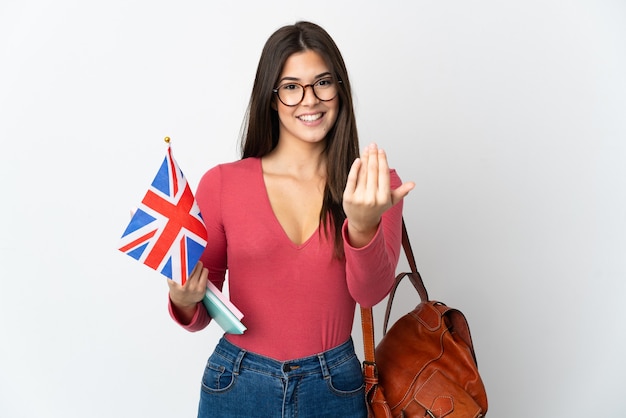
[202,280,247,335]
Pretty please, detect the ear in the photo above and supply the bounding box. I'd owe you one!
[271,97,278,111]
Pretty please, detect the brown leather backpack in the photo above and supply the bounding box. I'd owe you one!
[361,220,488,417]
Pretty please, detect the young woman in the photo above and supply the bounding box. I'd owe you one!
[167,21,414,417]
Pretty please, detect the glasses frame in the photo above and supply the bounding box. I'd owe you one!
[272,78,342,107]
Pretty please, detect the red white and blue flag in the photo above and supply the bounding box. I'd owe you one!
[118,144,207,284]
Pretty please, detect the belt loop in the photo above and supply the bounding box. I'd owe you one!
[233,349,246,376]
[317,353,330,379]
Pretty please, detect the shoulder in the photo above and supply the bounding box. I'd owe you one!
[220,157,261,172]
[200,158,261,183]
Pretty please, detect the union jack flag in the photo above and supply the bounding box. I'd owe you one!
[118,144,207,284]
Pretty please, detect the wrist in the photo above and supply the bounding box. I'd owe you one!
[170,297,199,310]
[170,299,199,325]
[346,220,379,248]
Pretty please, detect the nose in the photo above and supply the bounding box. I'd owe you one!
[300,84,319,105]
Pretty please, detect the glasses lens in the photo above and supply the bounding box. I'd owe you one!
[277,84,304,106]
[313,78,337,101]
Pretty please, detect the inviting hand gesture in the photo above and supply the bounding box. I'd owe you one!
[342,143,415,247]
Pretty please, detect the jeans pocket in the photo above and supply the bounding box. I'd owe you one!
[326,354,365,396]
[200,352,236,394]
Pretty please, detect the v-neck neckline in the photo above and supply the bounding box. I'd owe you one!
[256,158,320,249]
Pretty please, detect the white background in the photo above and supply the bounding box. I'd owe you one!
[1,1,625,417]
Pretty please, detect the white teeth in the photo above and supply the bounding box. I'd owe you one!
[298,113,322,122]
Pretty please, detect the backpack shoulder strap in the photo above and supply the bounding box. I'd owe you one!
[382,219,428,335]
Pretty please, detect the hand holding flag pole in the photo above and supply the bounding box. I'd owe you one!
[118,137,246,334]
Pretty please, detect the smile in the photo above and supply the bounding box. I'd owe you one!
[297,113,323,122]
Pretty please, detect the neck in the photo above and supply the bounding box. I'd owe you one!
[263,140,326,179]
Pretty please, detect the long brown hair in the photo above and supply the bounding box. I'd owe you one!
[240,21,359,258]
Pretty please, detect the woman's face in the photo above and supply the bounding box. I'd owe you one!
[274,50,339,147]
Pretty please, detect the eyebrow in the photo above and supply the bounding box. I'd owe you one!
[277,72,332,84]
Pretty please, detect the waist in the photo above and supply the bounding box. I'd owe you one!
[213,336,358,377]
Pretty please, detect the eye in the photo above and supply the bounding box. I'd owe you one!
[316,78,334,88]
[281,83,300,91]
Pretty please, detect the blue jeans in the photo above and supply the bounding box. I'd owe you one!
[197,337,367,418]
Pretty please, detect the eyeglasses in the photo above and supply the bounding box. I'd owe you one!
[272,77,341,107]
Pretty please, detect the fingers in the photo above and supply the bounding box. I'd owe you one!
[345,145,381,201]
[390,181,416,206]
[344,142,413,218]
[186,261,204,285]
[346,144,388,197]
[344,157,361,196]
[168,261,209,308]
[365,144,379,196]
[376,148,391,199]
[190,260,202,279]
[348,144,382,194]
[186,261,208,291]
[167,277,179,291]
[359,143,389,199]
[197,264,209,287]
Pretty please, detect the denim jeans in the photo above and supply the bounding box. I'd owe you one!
[197,337,367,418]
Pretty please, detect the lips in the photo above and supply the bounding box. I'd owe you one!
[297,112,323,122]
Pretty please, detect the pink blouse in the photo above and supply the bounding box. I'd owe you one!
[169,157,404,361]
